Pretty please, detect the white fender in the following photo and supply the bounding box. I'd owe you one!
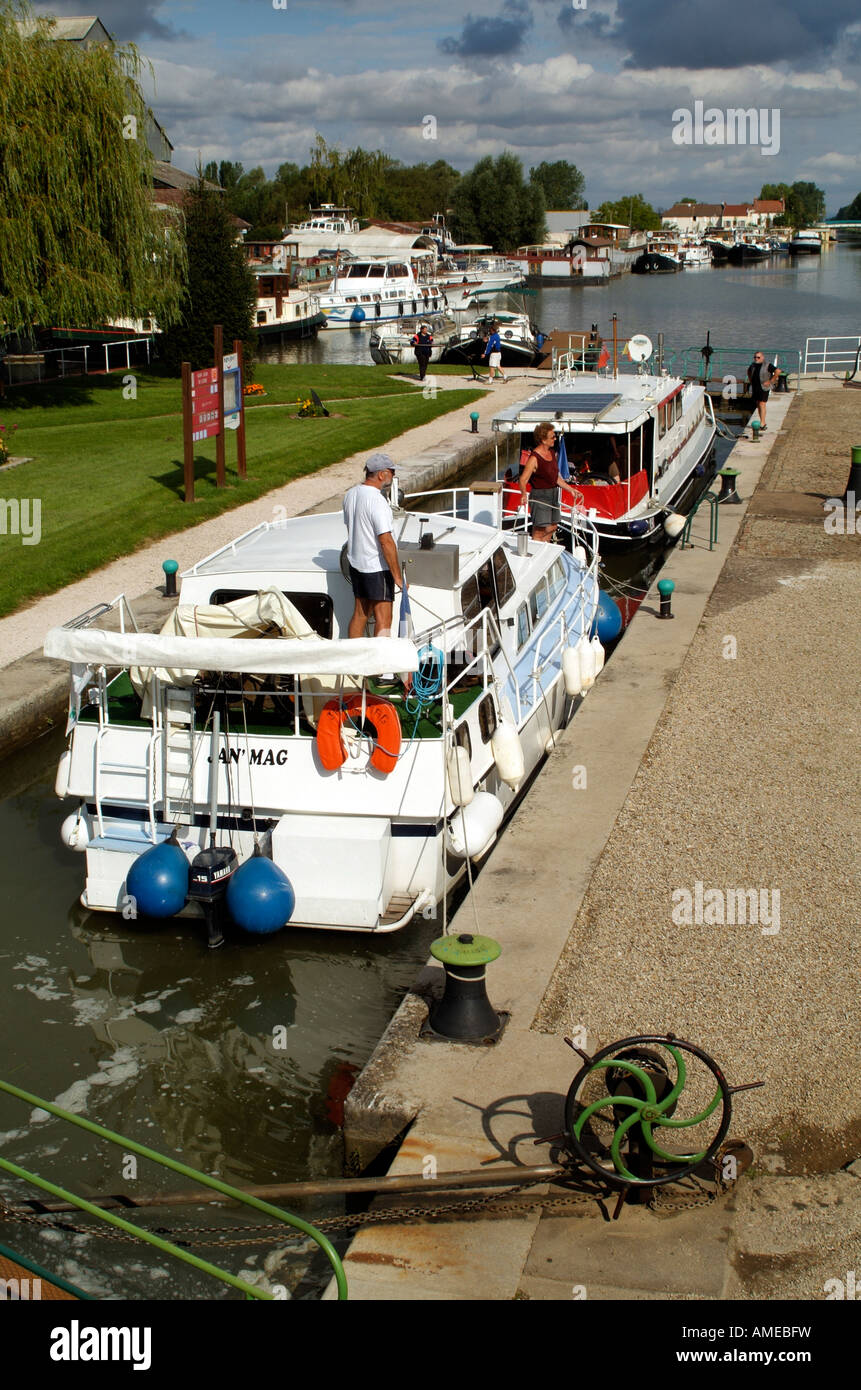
[491,720,524,789]
[572,545,587,568]
[54,749,71,799]
[577,634,597,693]
[446,744,474,807]
[61,809,89,852]
[591,635,606,674]
[562,644,582,697]
[446,792,504,860]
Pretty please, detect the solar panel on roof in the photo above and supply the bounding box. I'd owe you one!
[520,393,621,416]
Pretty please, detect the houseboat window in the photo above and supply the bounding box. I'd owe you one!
[455,722,472,760]
[368,265,385,278]
[257,311,267,324]
[530,578,549,624]
[516,604,531,648]
[491,546,516,609]
[478,695,497,744]
[658,405,666,439]
[676,395,683,424]
[547,559,566,601]
[209,590,334,640]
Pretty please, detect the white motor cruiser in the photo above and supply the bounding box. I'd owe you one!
[47,496,601,939]
[318,255,447,329]
[491,336,717,549]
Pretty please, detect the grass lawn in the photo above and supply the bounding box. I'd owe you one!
[0,364,485,618]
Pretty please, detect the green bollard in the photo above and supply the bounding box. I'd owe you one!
[427,933,502,1041]
[470,411,480,434]
[162,558,179,597]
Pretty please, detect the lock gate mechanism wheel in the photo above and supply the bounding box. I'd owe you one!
[563,1033,762,1188]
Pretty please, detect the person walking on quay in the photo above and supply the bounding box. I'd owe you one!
[520,422,568,542]
[412,322,434,381]
[747,350,778,431]
[484,320,507,383]
[343,453,406,640]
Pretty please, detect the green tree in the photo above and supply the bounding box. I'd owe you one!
[594,194,661,231]
[760,180,824,228]
[835,191,861,220]
[0,0,185,335]
[529,160,586,211]
[450,154,546,250]
[159,176,256,375]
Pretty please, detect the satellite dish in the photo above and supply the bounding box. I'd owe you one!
[627,334,653,363]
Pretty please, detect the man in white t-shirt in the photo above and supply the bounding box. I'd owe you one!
[343,453,406,638]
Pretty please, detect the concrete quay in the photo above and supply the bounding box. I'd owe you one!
[332,380,861,1301]
[0,372,536,757]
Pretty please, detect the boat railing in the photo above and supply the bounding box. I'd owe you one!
[660,344,803,388]
[0,1076,348,1301]
[61,592,139,634]
[803,335,861,376]
[413,607,523,724]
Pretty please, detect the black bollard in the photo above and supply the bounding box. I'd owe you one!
[657,579,675,620]
[843,445,861,505]
[427,933,503,1042]
[162,559,179,597]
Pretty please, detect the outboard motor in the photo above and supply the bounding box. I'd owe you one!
[188,710,237,949]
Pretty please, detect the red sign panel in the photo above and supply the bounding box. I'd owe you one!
[191,366,221,441]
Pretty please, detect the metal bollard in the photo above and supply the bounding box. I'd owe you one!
[162,559,179,597]
[843,445,861,504]
[427,933,503,1042]
[717,468,741,504]
[750,419,760,442]
[470,411,480,434]
[657,578,675,620]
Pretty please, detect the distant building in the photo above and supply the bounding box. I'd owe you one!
[544,210,593,245]
[662,199,784,232]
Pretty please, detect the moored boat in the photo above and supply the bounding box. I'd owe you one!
[632,237,683,273]
[47,501,601,938]
[787,229,822,256]
[490,337,717,550]
[369,313,456,365]
[440,310,548,368]
[318,254,447,329]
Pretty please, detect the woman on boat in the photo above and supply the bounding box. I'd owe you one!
[520,423,569,542]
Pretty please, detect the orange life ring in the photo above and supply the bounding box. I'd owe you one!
[316,694,401,774]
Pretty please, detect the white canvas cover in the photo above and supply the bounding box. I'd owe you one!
[44,620,418,678]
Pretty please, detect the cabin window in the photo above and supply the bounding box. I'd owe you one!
[368,265,385,278]
[676,395,683,425]
[530,578,549,624]
[209,590,334,640]
[257,311,267,324]
[658,405,666,439]
[478,695,497,744]
[455,722,472,760]
[492,546,516,609]
[516,604,531,648]
[547,559,566,602]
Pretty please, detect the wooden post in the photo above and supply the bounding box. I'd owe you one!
[214,323,225,488]
[234,337,247,480]
[181,361,194,504]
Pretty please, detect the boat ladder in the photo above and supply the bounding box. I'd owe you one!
[162,686,196,826]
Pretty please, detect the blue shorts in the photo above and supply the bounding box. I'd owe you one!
[349,565,394,602]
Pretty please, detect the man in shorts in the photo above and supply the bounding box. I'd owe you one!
[483,320,507,382]
[343,453,406,639]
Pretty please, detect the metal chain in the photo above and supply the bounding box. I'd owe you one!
[2,1172,725,1249]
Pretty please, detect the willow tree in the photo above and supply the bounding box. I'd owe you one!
[0,1,186,334]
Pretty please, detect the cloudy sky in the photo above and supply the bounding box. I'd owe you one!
[37,0,861,212]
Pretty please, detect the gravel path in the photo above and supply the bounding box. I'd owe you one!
[536,387,861,1173]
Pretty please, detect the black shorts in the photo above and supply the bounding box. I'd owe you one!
[349,565,394,602]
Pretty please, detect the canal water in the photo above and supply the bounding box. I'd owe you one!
[0,248,853,1298]
[258,240,861,369]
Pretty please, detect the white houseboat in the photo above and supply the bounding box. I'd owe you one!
[318,255,447,329]
[492,341,717,549]
[46,499,602,939]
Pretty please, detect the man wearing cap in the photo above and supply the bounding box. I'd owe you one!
[343,453,406,639]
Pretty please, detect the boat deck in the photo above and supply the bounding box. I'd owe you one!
[80,671,485,740]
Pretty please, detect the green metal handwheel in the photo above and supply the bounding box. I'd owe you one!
[563,1033,744,1187]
